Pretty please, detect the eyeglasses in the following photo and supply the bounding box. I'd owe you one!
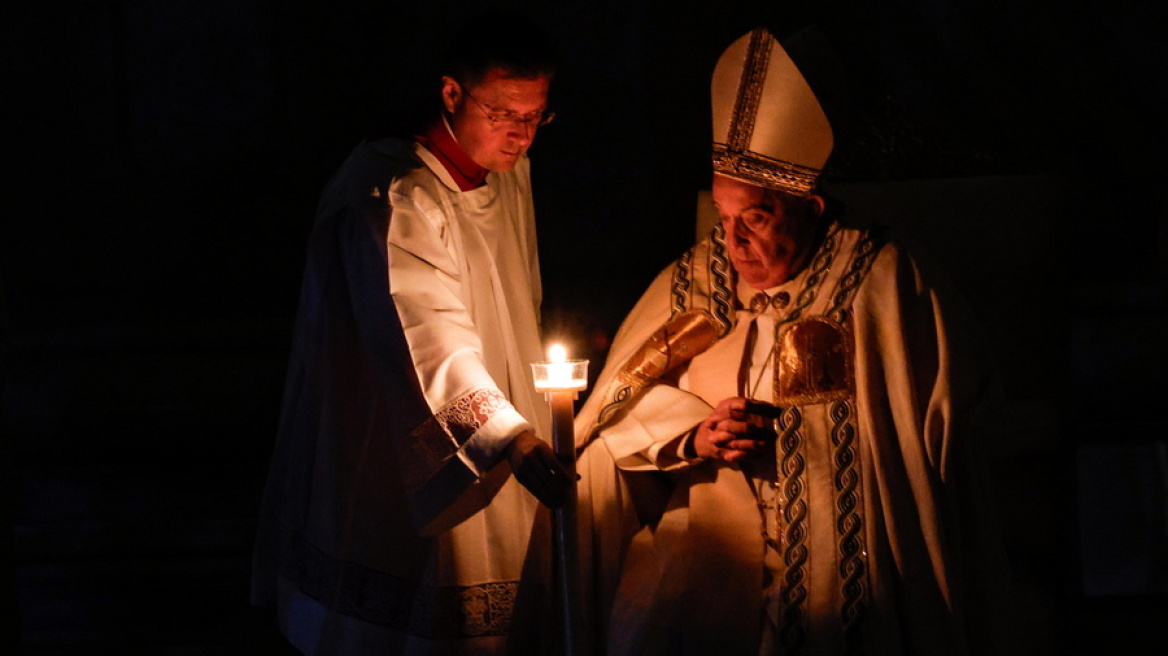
[463,88,555,128]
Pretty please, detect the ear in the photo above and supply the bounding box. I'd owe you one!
[807,194,827,217]
[440,76,461,114]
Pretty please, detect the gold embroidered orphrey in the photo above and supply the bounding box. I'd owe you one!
[764,227,884,655]
[597,307,725,426]
[618,309,722,389]
[774,315,854,406]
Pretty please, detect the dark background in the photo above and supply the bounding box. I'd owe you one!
[4,1,1167,654]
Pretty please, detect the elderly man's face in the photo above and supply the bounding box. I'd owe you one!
[442,68,551,172]
[713,174,824,290]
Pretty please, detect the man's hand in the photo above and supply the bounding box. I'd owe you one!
[692,397,775,463]
[504,431,572,508]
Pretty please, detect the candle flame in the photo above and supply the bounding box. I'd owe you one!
[548,343,567,363]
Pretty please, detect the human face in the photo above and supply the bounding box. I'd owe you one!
[441,68,551,172]
[712,174,825,290]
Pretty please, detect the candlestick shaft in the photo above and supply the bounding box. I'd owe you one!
[548,391,576,462]
[547,390,586,656]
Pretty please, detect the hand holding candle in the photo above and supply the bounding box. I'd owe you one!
[509,345,588,510]
[505,430,571,508]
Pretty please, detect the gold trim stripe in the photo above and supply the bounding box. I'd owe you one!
[712,143,820,196]
[727,28,772,152]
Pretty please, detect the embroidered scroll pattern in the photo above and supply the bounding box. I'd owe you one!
[597,385,633,427]
[770,223,880,654]
[671,247,694,316]
[777,404,809,654]
[823,228,884,654]
[832,399,867,655]
[280,529,516,638]
[774,222,842,338]
[672,224,734,333]
[708,222,734,335]
[827,227,888,322]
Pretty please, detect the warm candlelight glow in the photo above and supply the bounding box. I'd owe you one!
[532,343,588,392]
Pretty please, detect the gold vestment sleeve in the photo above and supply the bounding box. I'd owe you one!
[617,309,722,388]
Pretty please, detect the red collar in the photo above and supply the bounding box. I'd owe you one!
[415,119,489,191]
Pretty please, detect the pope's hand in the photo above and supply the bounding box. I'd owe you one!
[692,397,775,463]
[505,431,572,508]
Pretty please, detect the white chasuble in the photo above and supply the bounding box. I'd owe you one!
[563,222,1015,656]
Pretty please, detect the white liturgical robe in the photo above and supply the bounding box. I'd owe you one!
[253,136,551,656]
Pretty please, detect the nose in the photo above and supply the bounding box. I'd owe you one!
[724,217,751,244]
[507,120,535,145]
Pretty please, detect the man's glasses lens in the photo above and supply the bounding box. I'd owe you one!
[465,88,554,127]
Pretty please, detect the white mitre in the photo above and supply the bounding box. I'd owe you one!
[711,27,836,197]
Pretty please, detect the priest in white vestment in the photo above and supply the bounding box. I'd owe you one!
[519,25,1019,656]
[251,12,573,656]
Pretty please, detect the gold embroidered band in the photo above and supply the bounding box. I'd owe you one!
[618,309,722,388]
[712,143,822,197]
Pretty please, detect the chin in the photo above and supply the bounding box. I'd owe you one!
[739,273,772,289]
[742,269,790,290]
[733,262,765,283]
[488,157,521,172]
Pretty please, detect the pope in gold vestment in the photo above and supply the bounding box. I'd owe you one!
[570,219,1015,655]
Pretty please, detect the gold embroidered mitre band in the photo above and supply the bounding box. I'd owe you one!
[711,28,834,197]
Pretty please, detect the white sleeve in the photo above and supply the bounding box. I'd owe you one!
[387,183,529,482]
[597,384,713,471]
